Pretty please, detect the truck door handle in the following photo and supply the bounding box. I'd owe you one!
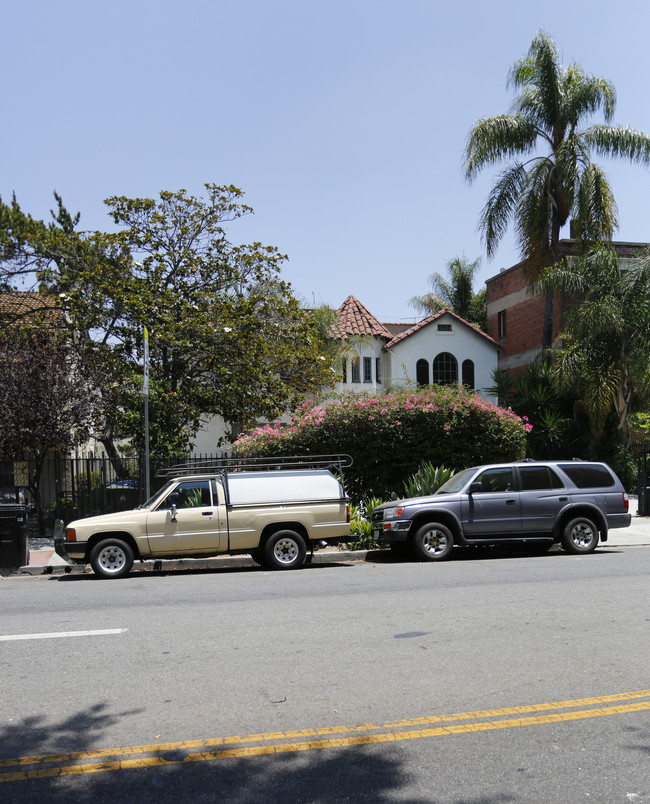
[202,511,213,516]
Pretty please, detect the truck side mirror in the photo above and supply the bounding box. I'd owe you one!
[171,503,178,522]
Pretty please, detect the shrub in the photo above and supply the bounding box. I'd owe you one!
[234,386,530,501]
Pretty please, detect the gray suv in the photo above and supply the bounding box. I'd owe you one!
[372,460,631,560]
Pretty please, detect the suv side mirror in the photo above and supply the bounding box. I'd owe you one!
[469,482,482,494]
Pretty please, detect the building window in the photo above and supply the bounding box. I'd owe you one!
[363,356,372,383]
[437,323,452,332]
[497,310,506,338]
[433,352,458,385]
[462,359,475,390]
[351,356,360,383]
[341,359,347,383]
[375,357,382,384]
[416,358,430,386]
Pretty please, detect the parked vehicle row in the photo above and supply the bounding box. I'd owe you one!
[57,457,632,578]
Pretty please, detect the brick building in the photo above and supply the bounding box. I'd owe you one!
[486,239,647,372]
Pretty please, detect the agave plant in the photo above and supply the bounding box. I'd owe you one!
[403,462,455,498]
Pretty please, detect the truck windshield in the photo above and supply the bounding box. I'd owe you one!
[137,481,174,509]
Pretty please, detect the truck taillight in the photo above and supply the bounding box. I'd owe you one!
[346,504,350,523]
[66,528,76,542]
[623,492,629,511]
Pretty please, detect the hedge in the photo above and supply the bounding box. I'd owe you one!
[233,386,531,501]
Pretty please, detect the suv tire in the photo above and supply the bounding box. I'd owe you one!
[561,516,599,554]
[411,522,454,561]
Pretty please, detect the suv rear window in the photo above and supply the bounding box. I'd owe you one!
[558,464,615,489]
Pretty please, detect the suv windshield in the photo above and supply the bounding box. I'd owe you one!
[435,467,476,494]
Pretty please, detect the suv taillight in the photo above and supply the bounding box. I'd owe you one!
[623,492,629,511]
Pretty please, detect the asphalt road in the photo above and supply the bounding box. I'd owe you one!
[1,547,649,802]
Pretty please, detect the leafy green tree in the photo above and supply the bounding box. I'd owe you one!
[0,186,335,459]
[538,245,650,442]
[464,30,650,348]
[410,256,487,330]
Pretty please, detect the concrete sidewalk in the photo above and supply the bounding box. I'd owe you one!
[4,496,649,578]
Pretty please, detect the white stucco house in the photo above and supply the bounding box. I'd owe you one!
[329,295,498,401]
[192,296,499,452]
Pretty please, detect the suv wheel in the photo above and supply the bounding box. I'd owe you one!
[90,538,134,579]
[411,522,454,561]
[561,516,599,554]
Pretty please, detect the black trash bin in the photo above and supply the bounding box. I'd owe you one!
[0,504,29,568]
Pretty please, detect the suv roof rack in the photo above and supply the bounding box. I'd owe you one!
[156,454,353,479]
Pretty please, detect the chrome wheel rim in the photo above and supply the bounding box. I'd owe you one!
[570,522,595,548]
[422,529,449,556]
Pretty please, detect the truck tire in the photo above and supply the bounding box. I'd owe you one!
[411,522,454,561]
[263,530,307,570]
[90,538,134,579]
[561,516,599,554]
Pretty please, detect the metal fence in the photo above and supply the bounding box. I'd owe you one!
[0,453,230,536]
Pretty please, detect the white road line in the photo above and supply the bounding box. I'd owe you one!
[0,629,128,642]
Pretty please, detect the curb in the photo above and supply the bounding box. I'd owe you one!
[4,549,376,578]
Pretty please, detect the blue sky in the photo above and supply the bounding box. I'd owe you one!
[4,0,650,322]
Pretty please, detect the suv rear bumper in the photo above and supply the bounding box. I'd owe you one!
[608,513,631,530]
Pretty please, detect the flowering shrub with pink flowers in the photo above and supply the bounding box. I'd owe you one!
[233,385,531,501]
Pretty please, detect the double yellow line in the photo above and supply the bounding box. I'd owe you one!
[2,689,650,782]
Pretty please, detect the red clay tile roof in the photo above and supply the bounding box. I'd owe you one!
[385,309,497,349]
[0,291,61,325]
[331,296,393,339]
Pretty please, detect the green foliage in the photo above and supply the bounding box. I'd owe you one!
[234,386,529,501]
[0,187,337,460]
[342,497,384,550]
[403,462,455,498]
[410,256,487,331]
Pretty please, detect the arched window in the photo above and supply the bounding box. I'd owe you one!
[432,352,458,385]
[416,358,429,386]
[462,359,475,390]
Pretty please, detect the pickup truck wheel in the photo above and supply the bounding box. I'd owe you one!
[249,549,268,567]
[264,530,306,570]
[90,538,134,579]
[561,516,599,554]
[411,523,454,561]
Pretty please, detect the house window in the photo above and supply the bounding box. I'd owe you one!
[416,358,430,386]
[351,356,361,383]
[341,359,347,383]
[433,352,458,385]
[462,359,475,390]
[437,323,452,332]
[375,357,382,384]
[497,310,506,338]
[363,356,372,383]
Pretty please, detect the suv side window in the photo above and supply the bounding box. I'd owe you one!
[519,466,564,491]
[474,467,514,492]
[558,464,615,489]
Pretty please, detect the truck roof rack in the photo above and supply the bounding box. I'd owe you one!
[156,454,353,479]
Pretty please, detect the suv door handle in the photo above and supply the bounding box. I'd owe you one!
[559,497,568,502]
[505,499,516,505]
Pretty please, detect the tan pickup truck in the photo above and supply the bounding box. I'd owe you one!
[58,457,351,578]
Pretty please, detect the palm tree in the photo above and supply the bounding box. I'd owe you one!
[410,256,487,330]
[464,30,650,348]
[537,245,650,442]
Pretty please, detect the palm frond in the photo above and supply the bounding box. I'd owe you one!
[464,116,538,180]
[479,163,529,256]
[575,162,618,242]
[584,125,650,164]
